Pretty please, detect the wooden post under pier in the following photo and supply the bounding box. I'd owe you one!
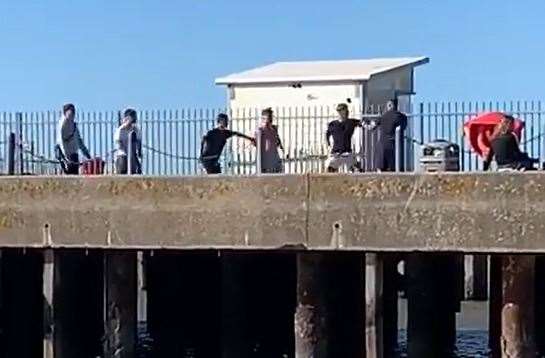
[295,252,364,358]
[147,251,220,358]
[501,255,536,358]
[103,250,137,358]
[0,249,43,358]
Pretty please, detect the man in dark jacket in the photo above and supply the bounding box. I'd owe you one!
[374,99,407,172]
[200,113,255,174]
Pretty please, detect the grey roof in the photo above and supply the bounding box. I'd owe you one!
[215,56,429,85]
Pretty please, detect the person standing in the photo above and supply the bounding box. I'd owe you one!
[325,103,362,172]
[114,108,142,174]
[56,103,91,174]
[374,99,408,172]
[256,108,283,173]
[200,113,255,174]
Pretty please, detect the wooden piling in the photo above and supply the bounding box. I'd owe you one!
[535,255,545,357]
[295,253,327,357]
[44,250,103,358]
[103,251,137,358]
[147,251,221,357]
[222,252,296,358]
[382,254,399,357]
[406,253,458,357]
[501,255,536,358]
[489,255,503,357]
[0,249,43,358]
[295,252,364,358]
[366,253,383,358]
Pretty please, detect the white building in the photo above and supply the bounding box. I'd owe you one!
[215,57,429,173]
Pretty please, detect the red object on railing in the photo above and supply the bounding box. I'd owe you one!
[463,112,524,158]
[81,158,105,175]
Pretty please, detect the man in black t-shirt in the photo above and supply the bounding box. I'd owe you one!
[325,103,362,172]
[200,113,255,174]
[374,99,408,172]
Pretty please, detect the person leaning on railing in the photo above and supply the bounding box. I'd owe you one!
[483,114,535,171]
[114,108,142,174]
[55,103,92,175]
[200,113,255,174]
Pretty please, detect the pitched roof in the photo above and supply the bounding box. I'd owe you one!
[215,56,429,85]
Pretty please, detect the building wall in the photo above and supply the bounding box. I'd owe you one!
[228,82,364,111]
[223,68,415,173]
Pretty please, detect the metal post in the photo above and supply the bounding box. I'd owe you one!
[7,132,15,175]
[395,127,402,172]
[17,112,24,175]
[127,130,135,175]
[256,127,262,174]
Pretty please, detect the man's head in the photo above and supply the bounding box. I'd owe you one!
[123,108,137,125]
[386,99,398,112]
[336,103,349,120]
[261,108,273,126]
[217,113,229,129]
[63,103,76,120]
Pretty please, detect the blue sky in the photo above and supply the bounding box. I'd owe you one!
[1,0,544,110]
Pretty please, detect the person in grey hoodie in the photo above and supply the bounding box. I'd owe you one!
[114,108,142,174]
[56,103,91,174]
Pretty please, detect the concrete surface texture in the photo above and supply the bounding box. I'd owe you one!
[0,173,543,251]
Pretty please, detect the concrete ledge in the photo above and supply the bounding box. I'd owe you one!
[0,173,544,252]
[0,175,308,248]
[308,173,545,252]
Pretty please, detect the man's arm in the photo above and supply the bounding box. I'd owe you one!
[76,127,91,159]
[200,135,207,159]
[56,120,67,156]
[353,118,363,127]
[483,149,494,171]
[232,131,256,144]
[136,130,143,159]
[272,126,284,150]
[399,114,408,132]
[325,126,331,148]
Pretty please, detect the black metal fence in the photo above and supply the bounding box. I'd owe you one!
[1,101,544,175]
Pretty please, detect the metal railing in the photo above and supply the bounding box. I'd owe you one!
[1,101,544,176]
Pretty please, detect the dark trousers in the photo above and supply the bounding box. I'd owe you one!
[116,156,142,175]
[64,153,79,175]
[201,160,221,174]
[375,141,404,172]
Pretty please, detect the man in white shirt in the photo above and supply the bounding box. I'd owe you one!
[56,103,91,174]
[114,108,142,174]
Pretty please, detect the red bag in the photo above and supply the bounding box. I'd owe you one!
[463,112,524,158]
[81,158,105,175]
